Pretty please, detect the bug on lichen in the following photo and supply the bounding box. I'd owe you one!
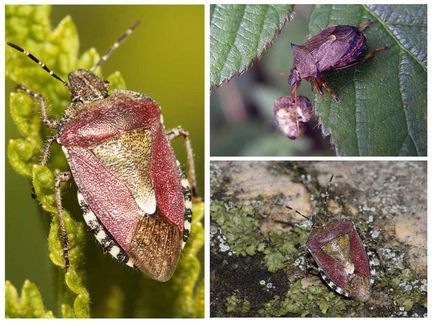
[287,175,375,301]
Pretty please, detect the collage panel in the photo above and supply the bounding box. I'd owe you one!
[210,161,427,317]
[210,4,426,156]
[5,4,204,318]
[2,0,430,322]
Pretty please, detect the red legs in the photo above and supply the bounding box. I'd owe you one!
[166,127,198,199]
[360,47,387,63]
[315,78,339,102]
[313,79,324,96]
[54,171,72,271]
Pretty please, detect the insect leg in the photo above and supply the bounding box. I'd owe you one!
[361,47,387,63]
[54,171,72,271]
[40,134,57,165]
[316,78,339,102]
[166,127,198,198]
[16,85,59,129]
[313,78,324,96]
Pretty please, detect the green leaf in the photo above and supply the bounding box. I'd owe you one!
[308,4,426,156]
[210,4,293,87]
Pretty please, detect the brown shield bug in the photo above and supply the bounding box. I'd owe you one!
[7,21,197,282]
[273,95,313,139]
[288,21,386,101]
[288,175,375,301]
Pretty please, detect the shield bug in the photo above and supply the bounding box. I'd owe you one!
[288,21,386,101]
[273,95,313,139]
[7,21,198,282]
[288,175,375,301]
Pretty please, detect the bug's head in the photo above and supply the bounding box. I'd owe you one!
[288,68,301,88]
[68,69,109,103]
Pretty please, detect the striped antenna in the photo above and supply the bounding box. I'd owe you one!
[7,42,68,87]
[323,174,334,205]
[286,205,309,219]
[91,20,141,71]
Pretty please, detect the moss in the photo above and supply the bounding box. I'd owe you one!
[263,226,310,273]
[211,200,265,256]
[257,280,358,317]
[226,294,251,315]
[5,280,55,318]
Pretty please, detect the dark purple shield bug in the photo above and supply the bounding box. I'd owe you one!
[7,21,197,282]
[307,220,374,301]
[288,21,386,101]
[273,95,313,139]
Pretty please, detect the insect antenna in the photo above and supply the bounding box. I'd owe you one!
[323,174,334,205]
[285,205,310,219]
[91,20,141,71]
[6,42,68,87]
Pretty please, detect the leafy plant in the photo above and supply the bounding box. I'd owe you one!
[210,4,293,88]
[309,4,426,156]
[210,4,426,157]
[6,5,204,318]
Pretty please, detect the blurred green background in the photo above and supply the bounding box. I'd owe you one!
[211,5,334,156]
[5,5,204,316]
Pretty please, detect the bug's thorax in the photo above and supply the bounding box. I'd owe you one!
[68,69,109,104]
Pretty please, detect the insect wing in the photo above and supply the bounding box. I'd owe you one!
[151,121,186,232]
[65,146,141,252]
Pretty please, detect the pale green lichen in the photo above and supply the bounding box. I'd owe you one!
[263,226,310,273]
[6,4,204,318]
[226,294,251,315]
[211,200,309,273]
[257,280,357,317]
[211,200,264,256]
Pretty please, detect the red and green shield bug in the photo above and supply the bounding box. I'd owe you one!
[288,175,375,301]
[288,21,386,102]
[7,21,198,282]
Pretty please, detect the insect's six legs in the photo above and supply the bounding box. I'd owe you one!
[54,171,72,270]
[166,126,198,198]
